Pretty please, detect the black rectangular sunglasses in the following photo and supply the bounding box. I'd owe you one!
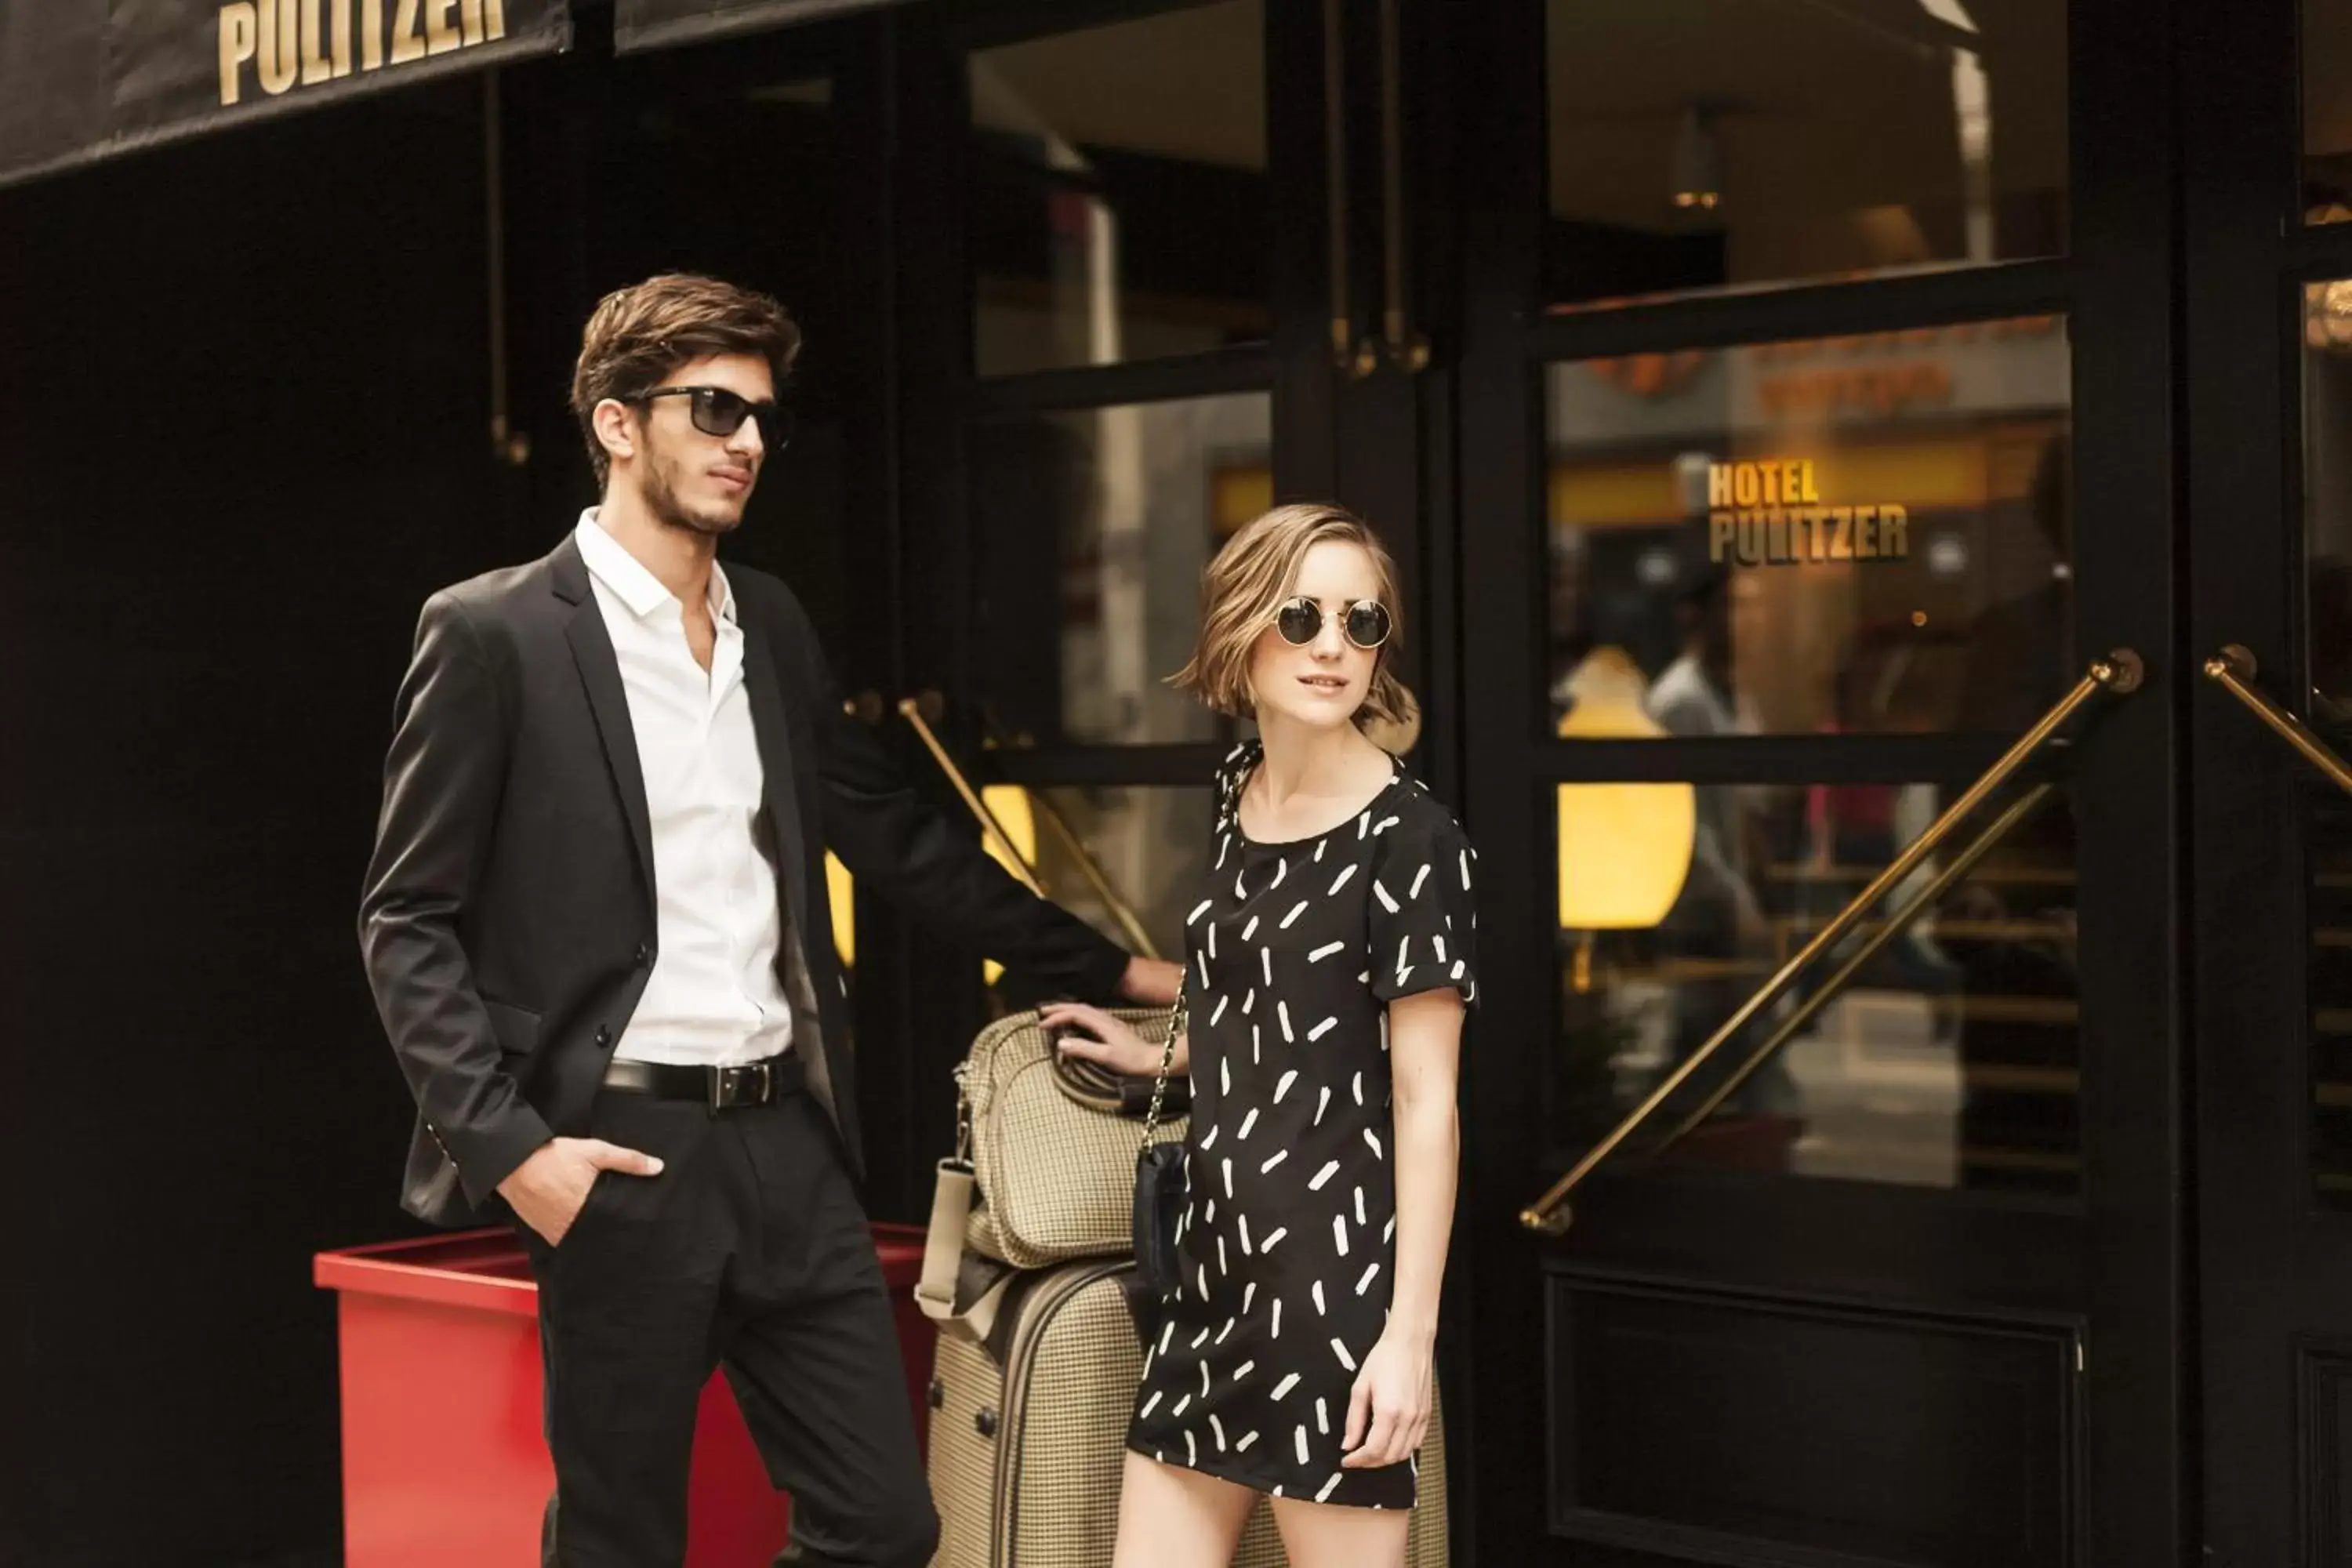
[631,384,793,451]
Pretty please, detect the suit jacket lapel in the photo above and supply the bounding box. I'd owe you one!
[737,605,812,954]
[551,537,657,914]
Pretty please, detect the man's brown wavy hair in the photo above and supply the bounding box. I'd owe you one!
[570,274,801,488]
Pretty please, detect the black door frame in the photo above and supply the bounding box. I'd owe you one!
[2183,1,2352,1563]
[1450,0,2187,1562]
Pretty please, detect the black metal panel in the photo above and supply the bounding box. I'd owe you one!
[1548,1276,2079,1568]
[2298,1343,2352,1564]
[1526,262,2071,364]
[615,0,904,53]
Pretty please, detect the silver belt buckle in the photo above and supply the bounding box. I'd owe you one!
[709,1059,773,1112]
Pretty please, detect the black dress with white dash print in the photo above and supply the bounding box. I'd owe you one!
[1126,737,1479,1509]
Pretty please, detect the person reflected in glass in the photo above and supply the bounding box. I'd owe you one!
[1645,568,1798,1123]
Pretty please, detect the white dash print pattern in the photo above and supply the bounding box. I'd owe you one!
[1125,739,1478,1512]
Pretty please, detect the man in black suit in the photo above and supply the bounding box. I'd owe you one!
[358,273,1178,1567]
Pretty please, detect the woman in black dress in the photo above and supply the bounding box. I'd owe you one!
[1044,503,1475,1567]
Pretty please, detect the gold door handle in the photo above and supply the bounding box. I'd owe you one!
[2204,644,2352,797]
[1518,650,2145,1236]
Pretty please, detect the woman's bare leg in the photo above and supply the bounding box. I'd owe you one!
[1109,1450,1260,1568]
[1266,1494,1411,1568]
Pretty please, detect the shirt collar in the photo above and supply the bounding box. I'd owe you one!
[575,509,737,626]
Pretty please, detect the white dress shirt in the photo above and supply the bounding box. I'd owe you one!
[576,511,793,1067]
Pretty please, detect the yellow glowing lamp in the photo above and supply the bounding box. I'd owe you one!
[826,851,856,968]
[979,783,1040,988]
[1555,648,1697,945]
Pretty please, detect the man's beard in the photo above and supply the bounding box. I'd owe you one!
[643,449,745,539]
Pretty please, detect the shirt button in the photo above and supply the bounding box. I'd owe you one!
[596,1025,614,1047]
[635,943,652,967]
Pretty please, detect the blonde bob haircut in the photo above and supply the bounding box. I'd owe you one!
[1168,502,1410,731]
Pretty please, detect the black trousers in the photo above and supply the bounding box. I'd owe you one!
[516,1083,938,1568]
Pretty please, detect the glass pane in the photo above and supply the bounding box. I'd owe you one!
[969,2,1268,376]
[2304,280,2352,1202]
[971,390,1273,746]
[2309,2,2352,222]
[1546,0,2067,307]
[1548,774,2080,1195]
[1004,784,1218,966]
[1545,318,2074,738]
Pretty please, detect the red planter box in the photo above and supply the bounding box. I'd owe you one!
[314,1223,934,1568]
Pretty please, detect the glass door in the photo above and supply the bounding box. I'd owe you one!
[1450,0,2187,1562]
[2187,3,2352,1563]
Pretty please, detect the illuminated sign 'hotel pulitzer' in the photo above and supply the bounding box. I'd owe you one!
[1708,459,1910,568]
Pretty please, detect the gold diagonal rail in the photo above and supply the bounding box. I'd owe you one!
[2204,645,2352,797]
[1649,782,2055,1156]
[973,717,1162,960]
[896,697,1046,897]
[1518,650,2143,1236]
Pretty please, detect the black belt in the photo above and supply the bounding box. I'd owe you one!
[602,1051,804,1111]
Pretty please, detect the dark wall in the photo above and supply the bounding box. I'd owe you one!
[0,81,524,1566]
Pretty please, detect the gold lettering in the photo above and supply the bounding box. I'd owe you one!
[460,0,484,45]
[1709,512,1737,564]
[219,5,259,105]
[1733,464,1759,508]
[362,0,384,67]
[1766,509,1788,564]
[1737,517,1764,568]
[392,0,425,63]
[1879,503,1909,560]
[1709,464,1733,510]
[1855,505,1879,559]
[485,0,506,40]
[332,0,353,74]
[1799,461,1820,503]
[300,0,332,83]
[257,0,300,93]
[1774,461,1796,506]
[426,0,461,54]
[1830,506,1853,561]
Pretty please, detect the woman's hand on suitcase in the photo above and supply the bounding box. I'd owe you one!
[498,1137,664,1247]
[1341,1328,1433,1469]
[1040,1003,1185,1078]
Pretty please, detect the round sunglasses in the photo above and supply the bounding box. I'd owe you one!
[1274,596,1392,650]
[630,384,794,452]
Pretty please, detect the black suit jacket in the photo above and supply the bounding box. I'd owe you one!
[358,533,1129,1226]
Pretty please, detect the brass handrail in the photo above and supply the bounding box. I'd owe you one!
[2204,644,2352,797]
[974,716,1163,961]
[1649,782,2055,1156]
[895,697,1045,898]
[1518,650,2145,1236]
[895,698,1164,960]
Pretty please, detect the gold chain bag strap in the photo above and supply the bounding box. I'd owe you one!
[1123,984,1190,1345]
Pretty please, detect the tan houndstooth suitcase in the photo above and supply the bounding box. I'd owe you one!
[927,1258,1449,1568]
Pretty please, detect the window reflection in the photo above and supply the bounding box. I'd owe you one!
[1000,784,1217,968]
[972,391,1272,747]
[1546,319,2074,738]
[1546,0,2067,306]
[1552,775,2081,1195]
[969,1,1268,376]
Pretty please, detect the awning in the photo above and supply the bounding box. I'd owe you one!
[0,2,571,193]
[613,0,905,54]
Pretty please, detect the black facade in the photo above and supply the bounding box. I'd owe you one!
[8,2,2351,1564]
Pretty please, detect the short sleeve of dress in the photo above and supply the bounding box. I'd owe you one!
[1368,805,1479,1006]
